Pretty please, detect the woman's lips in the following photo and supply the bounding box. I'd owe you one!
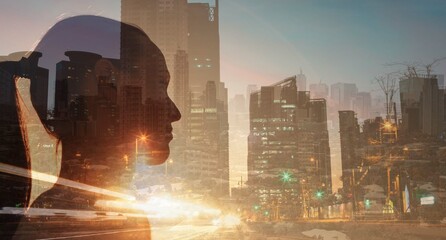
[165,133,173,141]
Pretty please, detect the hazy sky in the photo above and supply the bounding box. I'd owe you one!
[1,0,446,98]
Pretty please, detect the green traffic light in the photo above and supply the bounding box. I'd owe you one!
[316,190,324,199]
[280,171,292,182]
[365,199,371,207]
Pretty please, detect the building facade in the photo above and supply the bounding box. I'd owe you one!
[247,76,332,218]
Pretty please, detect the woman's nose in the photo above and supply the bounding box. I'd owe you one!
[169,98,181,122]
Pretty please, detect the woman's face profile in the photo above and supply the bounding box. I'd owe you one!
[0,16,181,213]
[29,15,181,165]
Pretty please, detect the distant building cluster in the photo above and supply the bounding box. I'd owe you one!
[338,73,446,220]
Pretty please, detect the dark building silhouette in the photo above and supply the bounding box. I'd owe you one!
[399,75,445,137]
[0,52,49,120]
[338,110,360,190]
[362,116,384,145]
[54,51,119,138]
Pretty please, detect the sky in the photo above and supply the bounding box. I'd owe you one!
[2,0,446,192]
[218,0,446,97]
[1,0,446,98]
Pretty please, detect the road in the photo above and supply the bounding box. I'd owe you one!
[5,219,446,240]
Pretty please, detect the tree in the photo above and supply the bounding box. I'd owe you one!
[374,72,398,121]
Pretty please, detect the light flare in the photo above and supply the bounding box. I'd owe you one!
[95,196,221,220]
[0,162,135,201]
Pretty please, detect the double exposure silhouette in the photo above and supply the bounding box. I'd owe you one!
[0,15,180,239]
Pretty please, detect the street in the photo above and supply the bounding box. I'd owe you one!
[7,218,446,240]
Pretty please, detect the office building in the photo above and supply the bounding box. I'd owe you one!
[296,68,307,91]
[330,83,358,111]
[309,82,329,99]
[353,91,372,120]
[54,51,120,138]
[399,75,445,137]
[338,110,360,190]
[121,0,188,98]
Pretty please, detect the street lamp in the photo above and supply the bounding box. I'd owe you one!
[380,120,398,143]
[310,157,319,170]
[135,134,148,162]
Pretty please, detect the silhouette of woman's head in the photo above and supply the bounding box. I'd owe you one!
[31,15,181,165]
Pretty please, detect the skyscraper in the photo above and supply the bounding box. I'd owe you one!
[353,91,372,120]
[309,82,329,99]
[54,51,119,138]
[330,83,358,111]
[188,0,220,95]
[248,77,332,184]
[248,76,332,218]
[121,0,188,93]
[399,75,445,137]
[185,0,229,195]
[121,0,229,195]
[173,49,189,129]
[338,110,360,190]
[296,68,307,91]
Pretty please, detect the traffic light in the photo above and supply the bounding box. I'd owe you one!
[280,171,292,183]
[315,190,324,199]
[365,199,371,208]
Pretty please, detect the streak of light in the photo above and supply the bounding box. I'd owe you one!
[36,228,150,240]
[0,162,135,201]
[0,207,148,220]
[95,196,222,220]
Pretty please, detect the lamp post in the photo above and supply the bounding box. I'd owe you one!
[123,154,129,170]
[301,178,308,219]
[165,159,173,176]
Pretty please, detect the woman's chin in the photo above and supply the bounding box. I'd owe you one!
[147,145,170,165]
